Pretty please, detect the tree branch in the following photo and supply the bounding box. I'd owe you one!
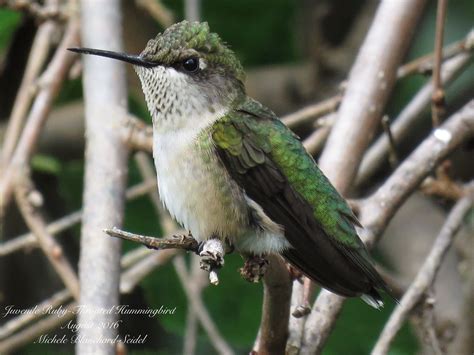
[280,31,473,132]
[0,0,69,22]
[301,99,474,353]
[318,0,428,192]
[119,249,178,294]
[290,1,429,352]
[360,100,474,243]
[255,254,292,355]
[0,179,156,256]
[135,0,174,27]
[431,0,448,127]
[356,47,473,185]
[372,187,473,354]
[282,95,341,130]
[76,0,129,352]
[173,255,234,355]
[0,289,71,340]
[105,227,197,252]
[14,169,80,300]
[131,151,231,350]
[0,303,76,353]
[0,19,80,216]
[0,11,57,169]
[0,238,177,353]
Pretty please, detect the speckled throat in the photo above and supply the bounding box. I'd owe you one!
[133,63,244,236]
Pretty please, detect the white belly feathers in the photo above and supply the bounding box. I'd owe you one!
[153,128,248,241]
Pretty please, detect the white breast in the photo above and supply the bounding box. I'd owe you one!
[152,117,249,241]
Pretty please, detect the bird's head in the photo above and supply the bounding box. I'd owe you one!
[70,21,245,127]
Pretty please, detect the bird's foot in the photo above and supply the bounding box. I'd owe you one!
[292,302,312,318]
[240,255,269,283]
[198,239,225,285]
[287,264,304,282]
[291,276,313,318]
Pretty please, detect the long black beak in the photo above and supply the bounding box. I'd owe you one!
[68,47,158,68]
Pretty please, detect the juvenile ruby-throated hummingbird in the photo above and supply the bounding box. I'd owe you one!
[70,21,390,307]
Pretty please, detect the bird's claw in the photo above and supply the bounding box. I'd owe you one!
[240,255,268,283]
[292,303,312,318]
[198,239,225,285]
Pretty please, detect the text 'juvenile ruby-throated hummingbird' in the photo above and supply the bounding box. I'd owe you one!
[70,21,390,308]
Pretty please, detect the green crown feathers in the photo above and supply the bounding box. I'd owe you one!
[141,21,245,82]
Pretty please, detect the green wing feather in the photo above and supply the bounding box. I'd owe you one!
[212,97,388,299]
[213,98,360,245]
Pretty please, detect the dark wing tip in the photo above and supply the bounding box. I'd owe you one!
[361,288,384,309]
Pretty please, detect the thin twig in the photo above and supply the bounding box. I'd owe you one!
[14,169,80,300]
[413,295,444,355]
[173,256,234,355]
[302,113,336,156]
[120,249,178,293]
[300,99,474,354]
[360,100,474,245]
[372,187,473,355]
[0,19,80,215]
[0,12,57,170]
[282,95,341,129]
[183,255,207,355]
[0,0,69,22]
[431,0,448,127]
[183,307,199,355]
[296,1,429,353]
[0,179,156,256]
[319,0,428,193]
[421,160,465,201]
[421,176,464,200]
[0,289,71,340]
[105,227,198,252]
[356,49,472,186]
[122,115,153,152]
[282,35,473,131]
[135,0,174,27]
[396,31,473,78]
[0,210,81,256]
[0,302,76,353]
[287,281,306,355]
[381,115,399,168]
[0,236,179,353]
[184,0,200,22]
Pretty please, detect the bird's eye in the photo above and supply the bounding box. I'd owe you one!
[182,57,199,72]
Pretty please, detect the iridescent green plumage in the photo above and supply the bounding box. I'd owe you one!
[212,98,359,245]
[212,97,388,300]
[141,21,245,82]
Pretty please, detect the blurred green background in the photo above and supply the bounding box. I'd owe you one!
[0,0,473,354]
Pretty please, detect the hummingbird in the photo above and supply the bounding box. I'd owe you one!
[69,20,390,308]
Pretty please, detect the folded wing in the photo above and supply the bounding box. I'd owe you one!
[212,98,388,303]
